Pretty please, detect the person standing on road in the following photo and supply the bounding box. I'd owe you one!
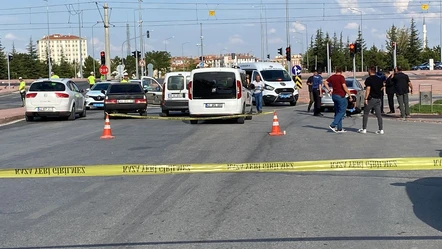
[121,73,129,83]
[391,66,413,119]
[51,72,59,79]
[87,72,95,89]
[375,71,386,114]
[384,70,395,114]
[306,70,316,112]
[18,77,26,107]
[311,70,326,116]
[251,74,264,113]
[327,67,353,133]
[358,66,384,134]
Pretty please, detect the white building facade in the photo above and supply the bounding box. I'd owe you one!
[37,34,88,65]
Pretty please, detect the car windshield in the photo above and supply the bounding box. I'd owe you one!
[167,76,186,90]
[108,84,142,93]
[29,81,66,91]
[91,83,110,91]
[192,72,236,99]
[260,70,291,82]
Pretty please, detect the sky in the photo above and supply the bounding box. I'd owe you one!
[1,0,441,61]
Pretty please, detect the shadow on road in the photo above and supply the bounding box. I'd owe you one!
[392,177,442,232]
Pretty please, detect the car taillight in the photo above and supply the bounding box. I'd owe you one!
[188,81,192,100]
[236,80,242,99]
[135,99,147,104]
[26,93,37,98]
[105,99,117,104]
[162,83,166,101]
[55,92,69,98]
[349,89,357,95]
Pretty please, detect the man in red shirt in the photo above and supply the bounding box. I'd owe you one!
[327,68,353,133]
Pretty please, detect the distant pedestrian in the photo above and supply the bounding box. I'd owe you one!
[306,70,316,112]
[358,66,384,134]
[311,70,327,116]
[384,70,395,114]
[18,77,26,107]
[251,74,264,113]
[375,71,386,114]
[346,95,362,117]
[391,66,413,119]
[87,72,95,89]
[327,67,353,133]
[121,72,129,83]
[51,72,59,79]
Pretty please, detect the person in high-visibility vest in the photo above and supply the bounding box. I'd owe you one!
[51,72,59,79]
[87,72,95,89]
[18,77,26,107]
[121,72,129,83]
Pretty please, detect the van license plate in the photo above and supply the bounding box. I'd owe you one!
[280,93,292,99]
[205,103,223,108]
[37,107,54,111]
[170,94,181,98]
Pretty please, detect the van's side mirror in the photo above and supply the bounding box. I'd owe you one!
[101,90,106,94]
[80,89,85,93]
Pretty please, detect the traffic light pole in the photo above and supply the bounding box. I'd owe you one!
[352,56,356,79]
[393,43,397,68]
[7,55,10,89]
[103,3,111,80]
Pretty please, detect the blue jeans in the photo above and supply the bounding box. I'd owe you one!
[255,92,263,112]
[330,94,348,130]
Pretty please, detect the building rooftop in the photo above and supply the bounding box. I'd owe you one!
[40,34,83,40]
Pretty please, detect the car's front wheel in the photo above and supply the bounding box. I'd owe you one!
[80,104,87,118]
[67,105,76,120]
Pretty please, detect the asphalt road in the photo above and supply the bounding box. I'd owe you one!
[1,104,442,249]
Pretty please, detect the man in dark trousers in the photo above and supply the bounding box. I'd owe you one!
[384,70,395,114]
[358,66,384,134]
[391,66,413,119]
[306,70,316,112]
[311,70,325,116]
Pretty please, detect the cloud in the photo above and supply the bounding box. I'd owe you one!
[228,35,244,45]
[268,28,277,34]
[371,28,385,39]
[345,22,359,29]
[291,22,306,32]
[336,0,359,13]
[268,37,284,44]
[5,33,18,40]
[394,0,411,13]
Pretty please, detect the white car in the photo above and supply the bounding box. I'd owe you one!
[188,67,253,124]
[25,78,86,121]
[85,82,115,109]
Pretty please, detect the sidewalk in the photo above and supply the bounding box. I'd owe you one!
[0,107,24,124]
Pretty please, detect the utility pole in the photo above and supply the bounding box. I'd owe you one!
[353,56,356,79]
[138,0,144,77]
[78,1,83,78]
[7,54,11,89]
[44,0,51,79]
[103,3,111,80]
[260,0,264,61]
[200,23,204,67]
[285,0,291,73]
[134,12,139,79]
[126,23,131,55]
[393,42,397,68]
[326,42,330,75]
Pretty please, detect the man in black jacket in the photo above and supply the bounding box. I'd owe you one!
[384,70,395,114]
[391,66,413,118]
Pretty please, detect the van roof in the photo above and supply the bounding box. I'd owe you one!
[238,62,286,70]
[165,71,191,77]
[191,67,244,74]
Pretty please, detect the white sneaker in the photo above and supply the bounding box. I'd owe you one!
[358,129,367,134]
[376,130,384,135]
[337,129,347,133]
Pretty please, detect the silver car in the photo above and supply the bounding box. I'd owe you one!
[84,82,116,109]
[321,78,365,111]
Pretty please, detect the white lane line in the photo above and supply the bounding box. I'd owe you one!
[0,118,24,127]
[81,182,106,193]
[25,204,60,220]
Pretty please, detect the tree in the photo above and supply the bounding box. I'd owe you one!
[355,29,367,71]
[82,56,99,76]
[145,51,172,73]
[407,18,422,66]
[0,38,7,79]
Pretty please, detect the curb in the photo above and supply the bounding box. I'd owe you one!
[0,114,24,125]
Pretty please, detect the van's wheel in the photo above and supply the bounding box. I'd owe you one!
[245,106,253,120]
[161,110,169,117]
[290,101,297,106]
[237,117,245,124]
[264,101,270,106]
[80,104,87,117]
[68,105,76,120]
[190,120,198,124]
[25,115,34,122]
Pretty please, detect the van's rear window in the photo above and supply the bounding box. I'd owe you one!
[192,72,236,99]
[29,82,66,91]
[167,76,185,90]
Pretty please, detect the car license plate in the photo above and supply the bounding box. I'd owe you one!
[205,103,223,108]
[279,93,292,99]
[118,100,134,103]
[170,93,182,98]
[37,107,53,111]
[93,103,104,107]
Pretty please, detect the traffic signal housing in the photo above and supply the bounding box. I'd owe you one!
[131,50,142,58]
[349,43,355,58]
[355,42,361,53]
[392,42,396,49]
[277,48,282,55]
[286,46,291,61]
[100,51,105,65]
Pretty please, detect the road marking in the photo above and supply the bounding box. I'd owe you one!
[25,204,60,220]
[0,118,24,127]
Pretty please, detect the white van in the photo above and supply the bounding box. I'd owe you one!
[238,62,298,106]
[188,68,253,124]
[161,72,190,116]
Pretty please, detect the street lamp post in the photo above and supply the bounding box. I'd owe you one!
[91,21,102,77]
[164,36,174,52]
[121,35,142,63]
[44,0,51,79]
[181,41,190,70]
[349,8,363,72]
[295,21,309,71]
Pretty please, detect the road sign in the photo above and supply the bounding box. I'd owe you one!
[292,65,302,76]
[99,65,109,75]
[139,59,145,67]
[295,75,302,89]
[147,63,153,77]
[116,65,125,77]
[199,62,204,68]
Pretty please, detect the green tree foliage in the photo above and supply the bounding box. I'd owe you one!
[82,56,100,76]
[407,18,422,66]
[0,38,8,79]
[145,51,172,72]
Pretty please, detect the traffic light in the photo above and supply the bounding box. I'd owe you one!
[131,50,142,58]
[355,42,361,53]
[267,54,270,59]
[349,43,355,58]
[392,42,396,49]
[285,46,291,61]
[8,54,12,61]
[277,47,282,55]
[137,51,141,59]
[100,51,105,65]
[146,30,150,39]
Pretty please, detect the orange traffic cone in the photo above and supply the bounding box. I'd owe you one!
[100,113,115,139]
[269,111,285,136]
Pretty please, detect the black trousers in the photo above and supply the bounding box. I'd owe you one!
[312,89,321,115]
[387,93,395,113]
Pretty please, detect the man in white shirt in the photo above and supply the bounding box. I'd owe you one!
[251,74,265,113]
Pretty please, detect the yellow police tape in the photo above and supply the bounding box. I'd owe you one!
[108,111,274,120]
[1,157,442,178]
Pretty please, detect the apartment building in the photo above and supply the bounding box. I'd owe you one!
[37,34,88,65]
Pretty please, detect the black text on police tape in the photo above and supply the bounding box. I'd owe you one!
[15,167,86,176]
[330,160,398,169]
[122,165,191,174]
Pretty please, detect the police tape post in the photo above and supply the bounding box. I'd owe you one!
[2,157,442,178]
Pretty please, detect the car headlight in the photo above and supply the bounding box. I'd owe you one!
[264,84,274,91]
